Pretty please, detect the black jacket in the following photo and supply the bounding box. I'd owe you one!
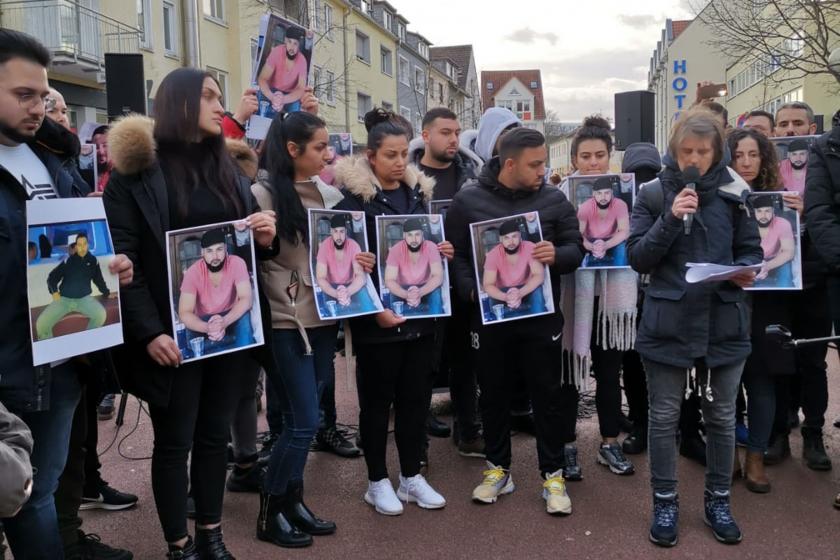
[628,157,763,368]
[408,138,480,197]
[48,253,110,298]
[805,122,840,274]
[103,116,276,406]
[334,155,438,344]
[0,118,91,413]
[445,157,584,315]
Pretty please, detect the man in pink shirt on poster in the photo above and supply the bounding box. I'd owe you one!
[778,138,810,195]
[178,228,254,354]
[753,194,796,288]
[316,214,376,315]
[257,25,308,116]
[482,219,546,319]
[384,217,445,316]
[577,176,629,267]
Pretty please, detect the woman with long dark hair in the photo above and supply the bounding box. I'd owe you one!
[251,111,374,547]
[334,108,451,515]
[104,68,277,559]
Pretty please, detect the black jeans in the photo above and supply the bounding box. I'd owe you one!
[356,336,434,481]
[438,297,479,440]
[472,313,578,475]
[148,353,242,543]
[590,321,624,439]
[622,349,648,427]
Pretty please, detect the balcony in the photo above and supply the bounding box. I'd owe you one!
[0,1,140,82]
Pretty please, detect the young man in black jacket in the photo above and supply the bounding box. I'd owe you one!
[445,128,584,515]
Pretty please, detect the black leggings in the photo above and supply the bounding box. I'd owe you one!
[590,318,625,439]
[356,336,434,481]
[148,353,243,542]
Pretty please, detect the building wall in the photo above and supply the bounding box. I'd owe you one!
[461,52,480,130]
[427,66,451,110]
[396,45,427,135]
[309,0,349,132]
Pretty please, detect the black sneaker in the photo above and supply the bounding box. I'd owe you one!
[315,426,361,458]
[426,412,451,438]
[563,445,582,481]
[622,425,647,455]
[226,463,264,493]
[649,493,679,547]
[703,490,742,544]
[597,443,635,475]
[80,483,138,511]
[802,427,832,471]
[66,531,133,559]
[97,404,115,422]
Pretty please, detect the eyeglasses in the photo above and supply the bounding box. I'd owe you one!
[15,92,48,109]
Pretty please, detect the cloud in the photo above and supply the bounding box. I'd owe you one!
[505,27,559,46]
[617,14,660,28]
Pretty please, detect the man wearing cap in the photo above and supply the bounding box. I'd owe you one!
[315,215,375,314]
[577,177,630,267]
[35,232,115,340]
[383,217,445,316]
[257,25,308,116]
[482,219,546,318]
[753,195,796,288]
[779,138,810,195]
[178,228,254,352]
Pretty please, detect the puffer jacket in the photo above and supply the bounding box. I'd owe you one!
[628,156,763,368]
[334,155,437,344]
[805,120,840,273]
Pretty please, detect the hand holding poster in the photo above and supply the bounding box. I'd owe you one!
[308,209,384,320]
[26,198,123,365]
[375,214,451,319]
[469,212,555,325]
[166,221,265,363]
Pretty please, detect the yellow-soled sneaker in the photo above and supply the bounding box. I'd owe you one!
[471,462,515,504]
[542,469,572,515]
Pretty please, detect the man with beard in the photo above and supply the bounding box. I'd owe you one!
[91,125,110,192]
[412,108,480,200]
[779,138,810,194]
[775,102,818,137]
[383,217,445,316]
[315,214,375,314]
[257,25,308,116]
[482,219,546,318]
[577,176,629,267]
[178,228,254,353]
[753,195,796,288]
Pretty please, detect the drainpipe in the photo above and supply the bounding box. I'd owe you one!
[342,2,351,132]
[182,0,201,68]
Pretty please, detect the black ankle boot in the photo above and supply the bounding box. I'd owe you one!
[194,526,235,560]
[257,491,313,548]
[167,536,200,559]
[622,424,647,455]
[284,480,336,536]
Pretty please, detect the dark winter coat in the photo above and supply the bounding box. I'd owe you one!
[805,122,840,274]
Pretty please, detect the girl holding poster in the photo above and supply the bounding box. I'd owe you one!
[103,68,277,559]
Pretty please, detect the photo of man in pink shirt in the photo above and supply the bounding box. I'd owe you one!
[178,228,254,356]
[751,194,798,289]
[383,217,446,317]
[481,219,546,320]
[576,176,630,268]
[777,138,810,195]
[256,23,310,117]
[315,214,377,316]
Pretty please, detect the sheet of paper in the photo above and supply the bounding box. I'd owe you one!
[685,262,762,284]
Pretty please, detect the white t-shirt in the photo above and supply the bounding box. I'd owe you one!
[0,143,57,199]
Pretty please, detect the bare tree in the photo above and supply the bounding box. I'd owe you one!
[693,0,840,89]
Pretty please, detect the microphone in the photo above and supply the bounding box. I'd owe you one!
[682,166,701,235]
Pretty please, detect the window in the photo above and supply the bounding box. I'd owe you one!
[397,23,406,41]
[356,31,370,63]
[250,37,259,79]
[206,67,229,109]
[530,80,539,88]
[399,106,411,121]
[360,0,371,15]
[325,70,335,103]
[418,42,428,59]
[486,81,494,90]
[137,0,152,49]
[312,65,322,96]
[357,93,372,122]
[324,4,333,39]
[163,1,179,56]
[398,56,409,85]
[414,67,425,93]
[784,36,804,58]
[380,47,392,76]
[203,0,224,22]
[383,11,393,32]
[312,0,322,30]
[414,113,421,135]
[438,82,443,101]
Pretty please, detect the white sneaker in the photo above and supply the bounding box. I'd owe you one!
[397,473,446,509]
[472,462,515,504]
[542,469,572,515]
[364,478,404,516]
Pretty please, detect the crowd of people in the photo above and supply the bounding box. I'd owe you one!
[1,28,839,559]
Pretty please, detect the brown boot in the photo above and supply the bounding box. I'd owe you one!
[745,451,771,493]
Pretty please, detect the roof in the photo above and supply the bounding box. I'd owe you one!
[429,45,474,88]
[671,19,691,40]
[480,69,546,121]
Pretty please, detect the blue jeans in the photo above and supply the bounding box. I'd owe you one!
[486,286,546,321]
[263,325,339,495]
[2,362,81,559]
[321,286,377,318]
[184,311,253,357]
[583,240,628,267]
[754,261,793,288]
[257,89,301,118]
[389,286,443,316]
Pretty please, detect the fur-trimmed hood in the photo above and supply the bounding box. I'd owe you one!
[107,114,156,176]
[334,155,435,203]
[226,138,259,181]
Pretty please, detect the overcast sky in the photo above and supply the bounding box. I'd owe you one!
[395,0,696,122]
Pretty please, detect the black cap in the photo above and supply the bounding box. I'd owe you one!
[592,176,614,192]
[329,214,346,229]
[285,26,305,42]
[200,228,226,248]
[402,217,424,233]
[787,138,809,153]
[751,193,776,209]
[498,219,519,236]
